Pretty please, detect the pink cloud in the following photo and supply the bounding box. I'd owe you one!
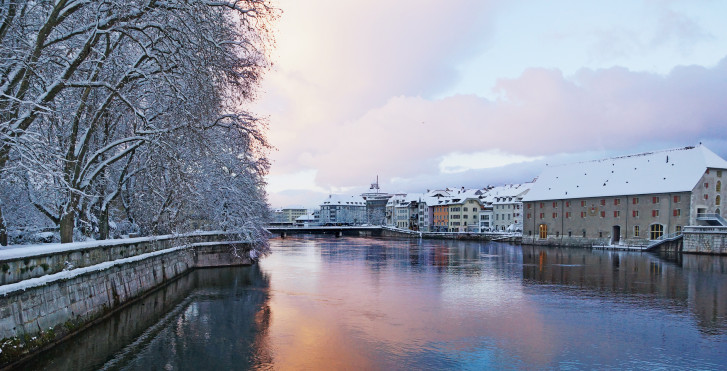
[298,57,727,187]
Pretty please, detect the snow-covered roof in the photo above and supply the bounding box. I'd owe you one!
[321,194,366,206]
[480,183,531,203]
[522,145,727,202]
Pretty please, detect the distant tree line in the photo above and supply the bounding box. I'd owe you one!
[0,0,275,245]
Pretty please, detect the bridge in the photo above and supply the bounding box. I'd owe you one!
[265,225,522,242]
[266,225,397,238]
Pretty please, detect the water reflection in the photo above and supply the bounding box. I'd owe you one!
[21,237,727,370]
[20,266,271,371]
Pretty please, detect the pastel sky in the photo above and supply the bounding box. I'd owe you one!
[254,0,727,209]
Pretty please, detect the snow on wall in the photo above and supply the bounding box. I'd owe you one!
[0,232,242,286]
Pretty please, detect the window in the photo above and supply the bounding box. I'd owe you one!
[614,198,621,206]
[581,200,586,207]
[650,224,664,240]
[705,194,709,200]
[634,225,640,237]
[568,231,572,237]
[527,203,531,209]
[553,213,558,219]
[582,230,586,238]
[614,211,620,217]
[676,225,682,233]
[705,182,709,189]
[463,207,468,212]
[556,231,560,237]
[673,195,680,203]
[653,196,660,204]
[526,213,531,219]
[566,201,570,207]
[553,202,557,208]
[599,232,603,238]
[540,202,545,208]
[581,211,586,218]
[718,170,723,177]
[566,212,571,218]
[633,197,639,205]
[600,211,606,218]
[633,210,639,217]
[673,209,681,217]
[539,224,547,239]
[717,181,722,192]
[600,199,606,206]
[539,213,544,219]
[717,195,722,206]
[652,210,660,217]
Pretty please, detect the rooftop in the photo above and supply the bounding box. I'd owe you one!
[522,145,727,202]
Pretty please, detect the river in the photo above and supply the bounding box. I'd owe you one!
[21,236,727,370]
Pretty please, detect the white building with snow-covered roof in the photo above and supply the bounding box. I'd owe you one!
[522,145,727,247]
[319,195,367,225]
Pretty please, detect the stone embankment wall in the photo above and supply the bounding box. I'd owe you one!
[0,233,253,366]
[682,227,727,254]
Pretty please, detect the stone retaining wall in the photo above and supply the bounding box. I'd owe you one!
[683,230,727,254]
[0,235,253,366]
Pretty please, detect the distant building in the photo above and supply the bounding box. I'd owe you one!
[418,190,452,232]
[385,194,407,226]
[522,145,727,246]
[270,208,307,225]
[319,195,367,225]
[445,188,486,232]
[482,183,532,232]
[361,176,393,225]
[295,213,318,227]
[393,193,423,229]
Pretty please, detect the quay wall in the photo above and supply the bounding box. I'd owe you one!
[683,227,727,254]
[0,234,253,367]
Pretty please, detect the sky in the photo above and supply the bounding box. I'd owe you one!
[254,0,727,209]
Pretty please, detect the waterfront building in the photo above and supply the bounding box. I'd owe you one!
[418,190,452,232]
[385,194,407,226]
[522,145,727,246]
[319,195,367,225]
[445,188,485,232]
[361,177,393,225]
[478,207,493,232]
[393,193,423,229]
[484,183,532,232]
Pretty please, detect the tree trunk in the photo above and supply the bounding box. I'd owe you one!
[99,207,109,240]
[60,211,75,243]
[0,205,7,246]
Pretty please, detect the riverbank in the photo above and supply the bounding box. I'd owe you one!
[0,233,256,368]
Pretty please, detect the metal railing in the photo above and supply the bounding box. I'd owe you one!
[682,225,727,234]
[696,213,727,226]
[645,231,683,250]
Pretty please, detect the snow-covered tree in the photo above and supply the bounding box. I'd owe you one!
[1,0,275,245]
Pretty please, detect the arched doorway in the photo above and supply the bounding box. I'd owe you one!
[611,225,621,245]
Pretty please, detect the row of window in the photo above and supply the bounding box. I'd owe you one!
[705,181,722,191]
[528,208,687,219]
[535,224,674,240]
[528,195,687,210]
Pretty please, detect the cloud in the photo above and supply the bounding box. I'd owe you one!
[256,1,727,206]
[300,57,727,190]
[439,150,544,174]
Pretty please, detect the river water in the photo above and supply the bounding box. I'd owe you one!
[23,236,727,370]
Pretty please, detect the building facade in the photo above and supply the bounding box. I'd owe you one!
[319,195,367,225]
[522,146,727,246]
